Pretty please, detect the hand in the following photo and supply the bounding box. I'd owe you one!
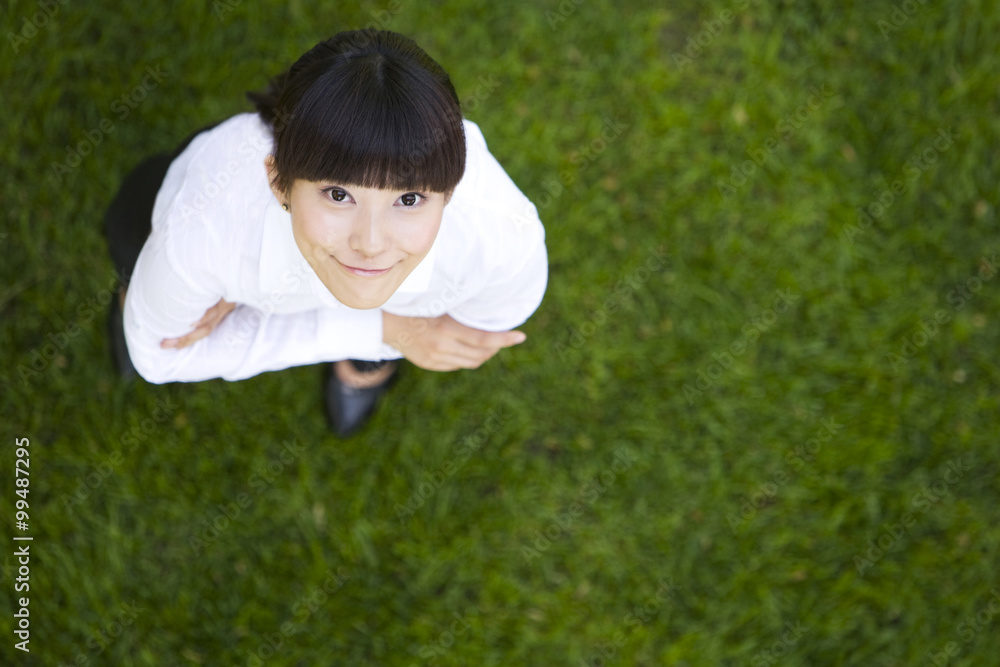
[161,298,237,349]
[383,312,527,371]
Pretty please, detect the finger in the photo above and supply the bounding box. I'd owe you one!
[458,329,527,350]
[413,355,477,372]
[436,340,505,369]
[161,336,181,349]
[504,330,528,346]
[432,326,526,364]
[169,332,203,349]
[403,341,481,371]
[161,326,210,350]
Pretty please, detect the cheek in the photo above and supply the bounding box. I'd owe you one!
[397,216,442,254]
[296,213,345,249]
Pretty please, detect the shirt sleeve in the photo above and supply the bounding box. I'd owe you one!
[447,206,549,333]
[123,223,385,384]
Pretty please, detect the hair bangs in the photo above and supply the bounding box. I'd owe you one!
[271,45,466,194]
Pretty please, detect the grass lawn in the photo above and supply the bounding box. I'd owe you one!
[2,0,999,664]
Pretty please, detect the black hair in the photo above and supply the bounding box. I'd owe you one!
[247,29,466,195]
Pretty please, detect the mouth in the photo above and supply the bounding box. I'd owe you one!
[334,257,394,277]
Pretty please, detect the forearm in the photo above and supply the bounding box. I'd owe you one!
[128,301,389,383]
[381,311,428,352]
[380,311,526,372]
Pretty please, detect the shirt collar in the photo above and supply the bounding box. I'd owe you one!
[258,197,437,298]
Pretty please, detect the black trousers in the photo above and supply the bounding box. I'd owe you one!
[103,123,387,374]
[104,125,218,284]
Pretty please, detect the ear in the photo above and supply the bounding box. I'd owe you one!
[443,189,454,205]
[264,155,287,205]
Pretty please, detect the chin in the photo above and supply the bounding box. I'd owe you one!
[343,297,387,310]
[332,287,391,310]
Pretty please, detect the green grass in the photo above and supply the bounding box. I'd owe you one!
[3,0,1000,664]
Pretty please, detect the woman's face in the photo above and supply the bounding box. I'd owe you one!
[270,169,448,310]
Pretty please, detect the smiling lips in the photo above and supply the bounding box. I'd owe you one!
[335,257,393,277]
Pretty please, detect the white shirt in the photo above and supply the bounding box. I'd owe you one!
[124,113,548,383]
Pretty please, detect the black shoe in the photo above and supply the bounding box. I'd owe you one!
[324,360,398,437]
[108,288,137,381]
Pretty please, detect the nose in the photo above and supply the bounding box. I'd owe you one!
[349,208,390,258]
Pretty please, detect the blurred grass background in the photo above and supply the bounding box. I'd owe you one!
[2,0,999,665]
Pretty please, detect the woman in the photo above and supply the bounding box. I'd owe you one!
[106,29,548,436]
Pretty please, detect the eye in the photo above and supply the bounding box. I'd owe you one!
[327,188,349,202]
[397,192,425,207]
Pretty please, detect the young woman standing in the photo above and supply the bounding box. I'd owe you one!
[106,29,548,436]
